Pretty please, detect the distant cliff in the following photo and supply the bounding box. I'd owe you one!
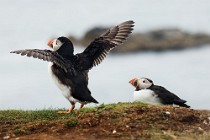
[69,27,210,53]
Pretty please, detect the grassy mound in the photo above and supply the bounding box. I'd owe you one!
[1,102,210,140]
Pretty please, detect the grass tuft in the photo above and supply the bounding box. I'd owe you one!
[64,118,78,127]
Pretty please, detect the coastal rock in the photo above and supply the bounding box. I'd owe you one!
[69,27,210,53]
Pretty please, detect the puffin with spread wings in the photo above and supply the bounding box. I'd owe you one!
[11,20,134,114]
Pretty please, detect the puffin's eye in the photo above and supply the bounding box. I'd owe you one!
[142,80,146,83]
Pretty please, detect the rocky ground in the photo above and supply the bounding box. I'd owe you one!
[69,27,210,53]
[1,102,210,140]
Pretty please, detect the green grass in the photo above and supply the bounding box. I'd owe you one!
[0,109,75,123]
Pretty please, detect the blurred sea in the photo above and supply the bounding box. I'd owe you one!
[0,0,210,110]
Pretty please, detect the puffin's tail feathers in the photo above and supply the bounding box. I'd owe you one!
[84,92,99,104]
[88,96,99,104]
[174,99,190,108]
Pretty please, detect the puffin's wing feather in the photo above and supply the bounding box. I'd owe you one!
[76,20,134,70]
[150,86,180,104]
[151,86,190,107]
[10,49,75,74]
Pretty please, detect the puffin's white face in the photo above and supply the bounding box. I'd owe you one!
[47,38,63,51]
[138,78,153,89]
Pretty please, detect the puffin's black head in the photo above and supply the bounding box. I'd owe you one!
[48,36,74,59]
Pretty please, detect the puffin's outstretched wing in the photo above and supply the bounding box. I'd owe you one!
[76,20,134,70]
[10,49,76,75]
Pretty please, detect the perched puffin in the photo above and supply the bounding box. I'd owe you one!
[129,77,190,108]
[11,20,134,114]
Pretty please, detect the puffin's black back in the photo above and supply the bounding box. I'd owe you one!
[149,85,190,108]
[57,37,74,59]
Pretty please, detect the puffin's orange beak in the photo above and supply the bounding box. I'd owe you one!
[129,78,138,85]
[129,78,140,87]
[47,39,54,48]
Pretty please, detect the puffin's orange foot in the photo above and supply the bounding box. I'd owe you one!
[57,104,75,114]
[56,111,72,114]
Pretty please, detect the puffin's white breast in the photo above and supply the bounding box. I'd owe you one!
[133,89,163,105]
[48,62,78,103]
